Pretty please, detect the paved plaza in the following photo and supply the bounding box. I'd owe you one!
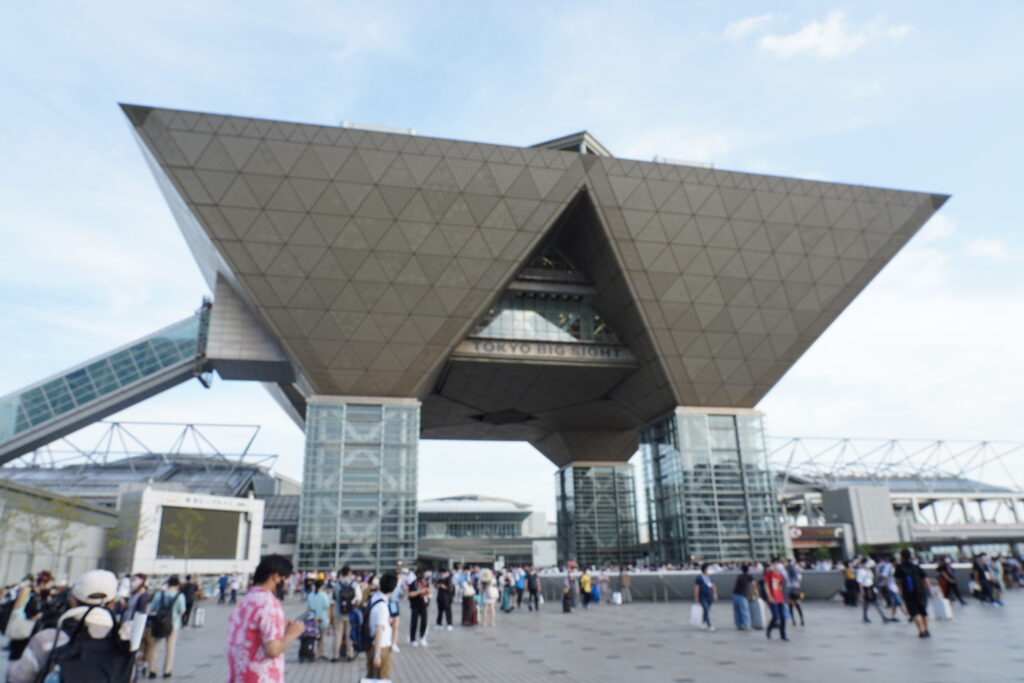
[6,592,1022,682]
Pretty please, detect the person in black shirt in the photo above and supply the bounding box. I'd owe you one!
[407,569,430,647]
[526,567,541,611]
[894,549,931,638]
[435,569,454,631]
[731,564,758,630]
[181,575,198,627]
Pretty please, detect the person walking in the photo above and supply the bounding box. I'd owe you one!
[597,570,611,607]
[785,559,805,627]
[579,569,593,610]
[856,559,892,624]
[513,568,526,610]
[305,580,330,660]
[181,575,198,628]
[384,570,404,652]
[331,566,361,662]
[693,563,718,631]
[526,567,541,611]
[841,561,858,607]
[500,571,514,613]
[973,554,1004,605]
[147,576,188,678]
[366,574,397,681]
[895,549,932,638]
[125,573,151,678]
[408,569,430,646]
[218,575,228,605]
[618,569,633,604]
[732,564,757,630]
[764,559,789,642]
[229,575,240,605]
[435,568,454,631]
[227,554,305,683]
[5,575,42,662]
[480,569,498,627]
[936,556,967,606]
[460,572,477,626]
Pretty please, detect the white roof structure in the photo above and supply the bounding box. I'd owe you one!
[419,494,532,515]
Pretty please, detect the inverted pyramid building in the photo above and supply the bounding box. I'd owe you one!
[123,104,947,568]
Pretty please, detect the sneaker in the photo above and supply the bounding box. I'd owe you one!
[708,627,716,632]
[421,639,429,647]
[447,625,453,631]
[411,640,419,647]
[392,644,400,653]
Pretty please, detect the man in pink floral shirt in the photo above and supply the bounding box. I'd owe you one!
[227,555,305,683]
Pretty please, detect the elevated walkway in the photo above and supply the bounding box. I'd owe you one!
[0,305,210,465]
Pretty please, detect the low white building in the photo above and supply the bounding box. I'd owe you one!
[111,487,263,578]
[0,479,116,586]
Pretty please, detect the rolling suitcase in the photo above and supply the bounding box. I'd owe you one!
[749,598,769,629]
[299,636,317,662]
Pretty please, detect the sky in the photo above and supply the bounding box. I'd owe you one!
[2,2,1023,518]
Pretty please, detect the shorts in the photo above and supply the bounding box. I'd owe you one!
[787,588,802,601]
[904,595,927,618]
[389,602,400,617]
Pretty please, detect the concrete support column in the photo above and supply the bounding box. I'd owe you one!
[297,396,419,572]
[556,462,639,569]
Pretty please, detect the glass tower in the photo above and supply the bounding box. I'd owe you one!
[297,398,419,571]
[556,463,639,568]
[640,408,783,564]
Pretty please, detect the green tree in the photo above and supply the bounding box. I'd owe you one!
[10,499,57,576]
[857,543,874,558]
[812,545,831,562]
[42,498,87,580]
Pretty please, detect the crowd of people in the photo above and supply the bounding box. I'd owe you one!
[1,571,211,680]
[2,549,1020,681]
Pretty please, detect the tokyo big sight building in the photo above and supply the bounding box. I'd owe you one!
[0,105,947,569]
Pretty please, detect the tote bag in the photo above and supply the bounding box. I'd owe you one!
[4,607,34,640]
[688,603,703,627]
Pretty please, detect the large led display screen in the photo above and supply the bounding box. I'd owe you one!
[156,506,241,560]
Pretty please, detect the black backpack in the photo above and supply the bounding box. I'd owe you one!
[336,580,356,615]
[35,606,134,683]
[150,592,175,639]
[358,598,383,653]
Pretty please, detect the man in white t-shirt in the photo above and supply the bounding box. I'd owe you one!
[367,573,398,680]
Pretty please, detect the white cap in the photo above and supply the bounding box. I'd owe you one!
[72,570,118,606]
[59,606,115,639]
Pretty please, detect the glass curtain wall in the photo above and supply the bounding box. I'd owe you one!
[298,400,419,571]
[557,464,639,567]
[640,410,783,564]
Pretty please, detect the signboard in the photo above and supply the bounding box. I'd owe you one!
[532,539,558,568]
[790,525,843,547]
[452,339,635,366]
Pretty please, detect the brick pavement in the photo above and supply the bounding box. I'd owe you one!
[4,592,1024,682]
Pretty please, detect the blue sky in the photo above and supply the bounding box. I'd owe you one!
[2,2,1023,516]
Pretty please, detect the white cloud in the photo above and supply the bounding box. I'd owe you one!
[761,236,1024,451]
[965,238,1013,260]
[916,214,955,242]
[758,10,911,59]
[723,14,775,41]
